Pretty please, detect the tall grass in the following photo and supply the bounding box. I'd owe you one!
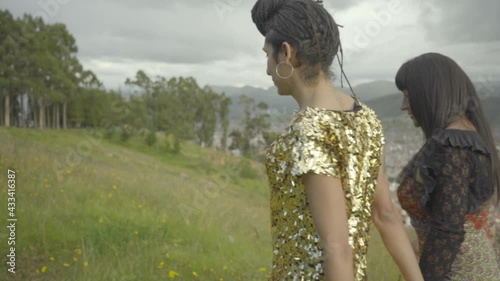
[0,128,405,280]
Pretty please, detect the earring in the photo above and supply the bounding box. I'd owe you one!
[276,61,294,79]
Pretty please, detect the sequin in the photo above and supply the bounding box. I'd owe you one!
[265,104,384,281]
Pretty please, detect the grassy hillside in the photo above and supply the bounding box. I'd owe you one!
[0,128,407,281]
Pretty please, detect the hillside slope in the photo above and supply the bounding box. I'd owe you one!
[0,128,271,281]
[0,128,405,281]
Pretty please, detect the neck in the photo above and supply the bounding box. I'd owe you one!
[291,76,337,111]
[447,116,477,131]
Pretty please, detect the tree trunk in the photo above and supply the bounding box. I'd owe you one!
[32,97,38,128]
[0,97,3,126]
[63,101,67,129]
[38,97,45,129]
[20,94,25,128]
[51,105,55,129]
[50,105,53,128]
[4,94,10,127]
[46,106,50,129]
[49,107,52,128]
[56,104,60,130]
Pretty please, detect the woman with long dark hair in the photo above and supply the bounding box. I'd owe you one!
[395,52,500,280]
[251,0,424,280]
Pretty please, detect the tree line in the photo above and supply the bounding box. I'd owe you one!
[0,10,273,155]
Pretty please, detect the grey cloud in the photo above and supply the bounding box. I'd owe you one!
[420,0,500,44]
[323,0,365,10]
[2,0,498,89]
[3,0,263,64]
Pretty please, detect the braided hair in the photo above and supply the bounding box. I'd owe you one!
[251,0,350,88]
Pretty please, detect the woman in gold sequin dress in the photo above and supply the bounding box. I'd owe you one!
[395,53,500,280]
[251,0,424,280]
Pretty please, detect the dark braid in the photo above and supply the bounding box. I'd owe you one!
[251,0,343,85]
[251,0,287,36]
[336,39,357,98]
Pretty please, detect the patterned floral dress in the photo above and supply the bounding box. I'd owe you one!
[397,129,500,281]
[265,101,384,281]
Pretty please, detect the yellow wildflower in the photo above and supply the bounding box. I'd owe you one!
[63,263,71,267]
[41,266,47,273]
[157,261,165,269]
[168,270,179,278]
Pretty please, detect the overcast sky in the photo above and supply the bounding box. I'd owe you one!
[2,0,499,90]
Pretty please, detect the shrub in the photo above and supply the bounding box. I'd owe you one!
[145,131,157,146]
[238,159,259,179]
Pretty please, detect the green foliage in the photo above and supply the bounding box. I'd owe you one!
[229,95,272,157]
[103,127,115,140]
[172,136,181,153]
[120,128,132,143]
[262,131,279,146]
[237,159,259,179]
[124,72,231,153]
[0,10,232,157]
[144,130,157,146]
[218,94,232,150]
[163,137,172,152]
[0,10,92,129]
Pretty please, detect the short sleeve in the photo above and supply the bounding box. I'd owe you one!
[419,132,494,213]
[289,121,341,177]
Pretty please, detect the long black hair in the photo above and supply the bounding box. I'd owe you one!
[395,52,500,204]
[251,0,340,84]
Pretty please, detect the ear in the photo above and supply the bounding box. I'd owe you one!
[281,42,298,65]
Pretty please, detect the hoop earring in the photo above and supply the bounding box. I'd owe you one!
[276,61,294,79]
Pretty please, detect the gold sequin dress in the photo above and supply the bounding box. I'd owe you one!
[265,101,384,281]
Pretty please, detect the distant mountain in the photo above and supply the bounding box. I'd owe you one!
[352,80,500,102]
[210,80,398,106]
[351,80,399,102]
[364,94,404,119]
[208,85,297,120]
[208,80,500,127]
[365,93,500,132]
[208,80,399,120]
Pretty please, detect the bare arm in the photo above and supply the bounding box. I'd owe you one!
[372,158,424,281]
[303,173,354,281]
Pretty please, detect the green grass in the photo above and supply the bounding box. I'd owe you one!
[0,127,407,280]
